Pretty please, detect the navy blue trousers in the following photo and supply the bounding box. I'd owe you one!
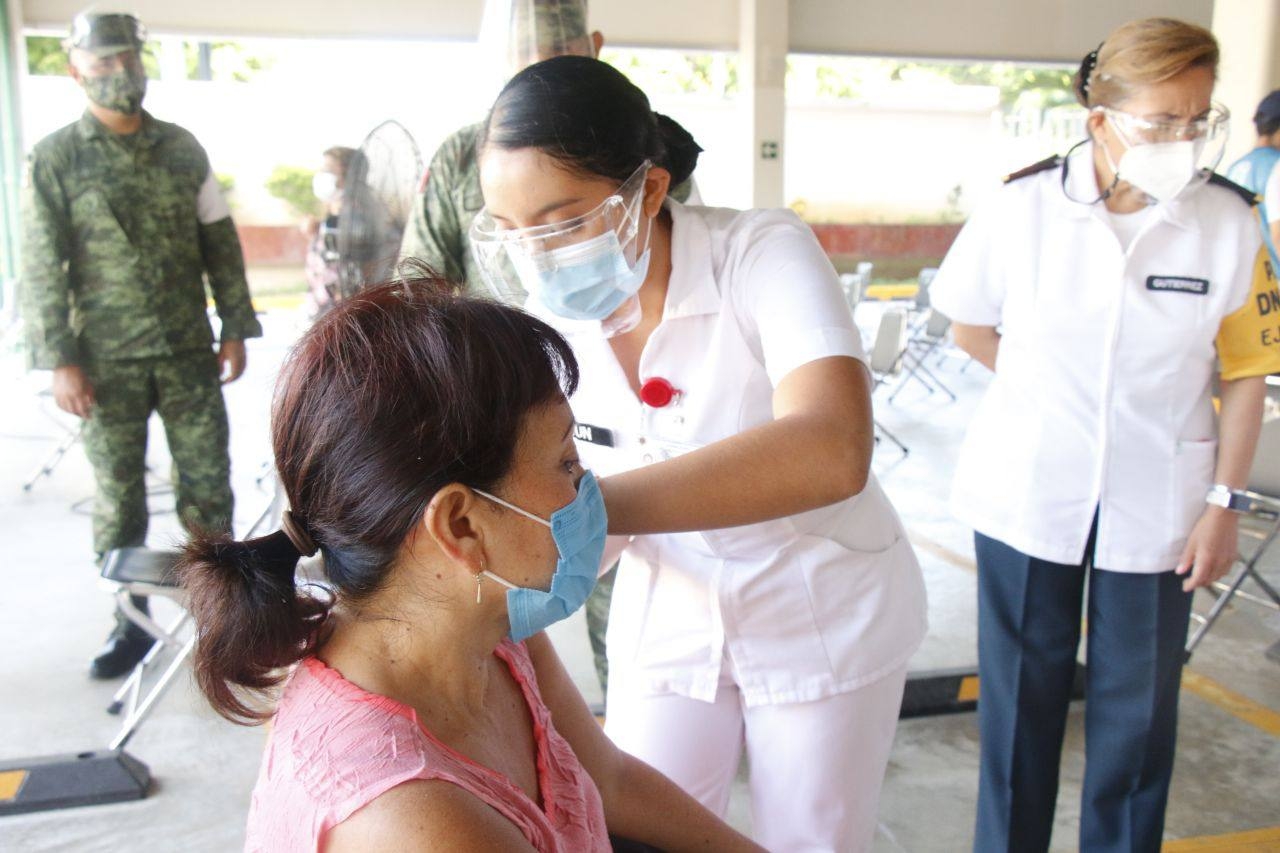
[972,529,1192,853]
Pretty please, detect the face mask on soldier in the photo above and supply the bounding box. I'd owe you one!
[83,65,147,115]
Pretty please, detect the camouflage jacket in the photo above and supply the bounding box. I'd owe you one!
[20,110,262,369]
[399,121,698,296]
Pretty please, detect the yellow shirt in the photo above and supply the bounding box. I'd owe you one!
[1217,246,1280,380]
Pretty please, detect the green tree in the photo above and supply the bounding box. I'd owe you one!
[265,165,321,219]
[26,36,68,76]
[892,61,1074,109]
[27,35,162,78]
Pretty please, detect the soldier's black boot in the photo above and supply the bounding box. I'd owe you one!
[89,596,154,680]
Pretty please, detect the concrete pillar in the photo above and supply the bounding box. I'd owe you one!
[1212,0,1280,167]
[739,0,788,209]
[1,0,26,302]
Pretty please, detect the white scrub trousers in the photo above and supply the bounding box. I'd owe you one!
[604,660,908,852]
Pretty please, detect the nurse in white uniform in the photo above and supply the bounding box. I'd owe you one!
[930,18,1280,853]
[468,55,927,852]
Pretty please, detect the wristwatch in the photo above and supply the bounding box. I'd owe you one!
[1205,484,1253,512]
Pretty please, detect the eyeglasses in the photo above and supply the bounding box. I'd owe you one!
[1099,103,1230,145]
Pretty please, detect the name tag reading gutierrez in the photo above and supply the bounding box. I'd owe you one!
[1146,275,1209,295]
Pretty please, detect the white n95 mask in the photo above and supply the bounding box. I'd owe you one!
[1114,140,1200,203]
[312,172,338,202]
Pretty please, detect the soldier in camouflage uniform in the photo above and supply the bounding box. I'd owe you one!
[400,0,699,696]
[20,12,263,679]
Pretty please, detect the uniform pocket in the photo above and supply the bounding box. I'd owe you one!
[794,533,927,684]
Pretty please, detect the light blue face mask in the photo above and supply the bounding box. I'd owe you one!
[522,230,651,322]
[473,471,607,643]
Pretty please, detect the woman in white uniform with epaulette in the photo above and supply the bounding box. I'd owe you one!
[467,55,927,852]
[930,17,1280,853]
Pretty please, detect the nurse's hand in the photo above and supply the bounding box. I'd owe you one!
[1175,507,1239,592]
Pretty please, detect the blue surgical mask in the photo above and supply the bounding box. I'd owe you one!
[519,230,651,322]
[473,471,607,642]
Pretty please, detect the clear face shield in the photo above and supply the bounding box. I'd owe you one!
[1093,103,1230,203]
[470,161,653,338]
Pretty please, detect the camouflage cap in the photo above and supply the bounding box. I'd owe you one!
[67,12,146,57]
[483,0,593,74]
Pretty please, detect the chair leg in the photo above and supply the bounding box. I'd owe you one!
[1186,563,1256,660]
[874,420,909,455]
[109,635,196,751]
[108,611,190,715]
[1185,519,1280,660]
[915,361,957,402]
[22,424,84,491]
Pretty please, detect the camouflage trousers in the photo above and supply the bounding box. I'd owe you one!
[82,351,233,555]
[585,563,618,695]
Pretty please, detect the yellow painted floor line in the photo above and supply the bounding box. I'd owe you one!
[906,531,1280,739]
[1181,669,1280,739]
[0,769,27,800]
[906,530,977,574]
[1162,825,1280,851]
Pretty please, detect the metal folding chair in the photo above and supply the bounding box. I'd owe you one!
[868,309,910,455]
[889,309,958,404]
[1185,396,1280,661]
[840,261,875,312]
[914,267,938,311]
[100,548,191,750]
[22,391,84,492]
[839,272,862,312]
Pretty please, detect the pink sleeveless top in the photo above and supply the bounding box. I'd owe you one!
[243,639,610,852]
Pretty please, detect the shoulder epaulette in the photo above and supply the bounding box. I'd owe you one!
[1002,155,1064,184]
[1207,172,1261,206]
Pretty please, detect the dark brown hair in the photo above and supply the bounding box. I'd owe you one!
[322,145,360,178]
[481,55,702,187]
[181,278,579,723]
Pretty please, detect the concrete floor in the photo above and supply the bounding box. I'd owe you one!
[0,300,1277,852]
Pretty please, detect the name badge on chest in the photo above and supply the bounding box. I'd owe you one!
[1146,275,1209,296]
[573,423,615,447]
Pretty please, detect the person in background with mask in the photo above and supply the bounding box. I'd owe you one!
[471,56,926,852]
[930,18,1280,853]
[20,11,261,679]
[301,146,358,318]
[180,279,762,853]
[1226,89,1280,264]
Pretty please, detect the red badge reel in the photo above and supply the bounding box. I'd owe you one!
[639,377,680,408]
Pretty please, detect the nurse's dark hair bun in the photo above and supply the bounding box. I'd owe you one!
[482,55,702,189]
[654,112,703,187]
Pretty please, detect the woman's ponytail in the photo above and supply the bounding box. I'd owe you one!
[180,528,328,724]
[653,112,703,188]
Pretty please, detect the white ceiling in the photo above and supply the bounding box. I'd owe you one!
[20,0,1215,62]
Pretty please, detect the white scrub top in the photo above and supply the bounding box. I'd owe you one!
[931,142,1280,573]
[561,201,927,707]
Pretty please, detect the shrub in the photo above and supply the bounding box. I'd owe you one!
[265,165,321,219]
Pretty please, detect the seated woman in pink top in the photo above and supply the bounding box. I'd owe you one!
[180,278,761,853]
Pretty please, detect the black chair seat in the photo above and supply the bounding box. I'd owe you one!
[100,548,182,588]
